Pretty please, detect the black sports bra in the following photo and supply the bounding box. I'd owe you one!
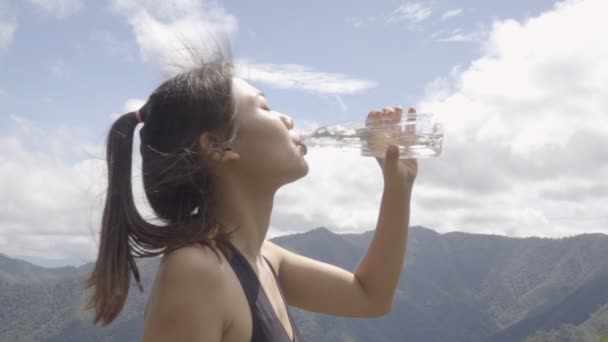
[219,240,301,342]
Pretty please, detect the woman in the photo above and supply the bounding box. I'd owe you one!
[84,54,417,342]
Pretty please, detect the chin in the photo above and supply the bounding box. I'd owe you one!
[297,161,309,178]
[280,160,309,186]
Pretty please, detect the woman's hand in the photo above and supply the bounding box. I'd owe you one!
[366,106,418,194]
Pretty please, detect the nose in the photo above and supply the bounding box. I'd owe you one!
[280,114,294,130]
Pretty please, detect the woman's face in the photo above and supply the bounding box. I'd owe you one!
[228,78,309,187]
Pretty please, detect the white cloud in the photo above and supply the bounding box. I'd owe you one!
[28,0,83,18]
[388,2,432,25]
[0,115,106,262]
[237,61,378,95]
[441,8,463,20]
[0,21,16,51]
[266,0,608,240]
[433,28,487,43]
[109,0,238,76]
[110,0,204,19]
[109,98,147,120]
[123,98,146,112]
[345,16,378,28]
[413,0,608,237]
[50,60,67,78]
[345,16,364,28]
[0,2,16,51]
[0,113,156,265]
[436,33,475,42]
[271,147,385,235]
[335,95,348,112]
[111,0,376,95]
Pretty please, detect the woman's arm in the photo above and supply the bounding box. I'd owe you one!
[271,106,417,317]
[353,176,413,312]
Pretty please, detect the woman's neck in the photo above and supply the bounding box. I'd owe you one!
[213,176,277,262]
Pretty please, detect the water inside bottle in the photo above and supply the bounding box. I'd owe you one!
[361,131,443,158]
[300,113,444,159]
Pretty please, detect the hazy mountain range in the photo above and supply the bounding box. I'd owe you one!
[1,226,607,341]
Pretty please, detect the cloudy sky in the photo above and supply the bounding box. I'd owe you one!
[1,0,606,267]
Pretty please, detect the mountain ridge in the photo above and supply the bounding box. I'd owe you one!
[2,226,607,341]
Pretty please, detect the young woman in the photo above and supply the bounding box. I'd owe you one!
[84,54,417,342]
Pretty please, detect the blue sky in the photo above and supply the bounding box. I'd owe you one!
[1,0,607,266]
[1,0,557,133]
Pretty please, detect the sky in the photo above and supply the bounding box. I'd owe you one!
[1,0,607,267]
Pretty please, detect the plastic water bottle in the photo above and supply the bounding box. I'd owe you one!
[298,111,443,159]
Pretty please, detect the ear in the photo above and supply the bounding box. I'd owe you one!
[199,132,240,164]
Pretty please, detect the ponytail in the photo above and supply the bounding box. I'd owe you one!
[83,112,148,326]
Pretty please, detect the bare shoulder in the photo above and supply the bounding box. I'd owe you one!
[142,243,230,341]
[155,243,231,306]
[160,243,226,280]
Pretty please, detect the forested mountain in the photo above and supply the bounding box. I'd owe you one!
[2,227,607,341]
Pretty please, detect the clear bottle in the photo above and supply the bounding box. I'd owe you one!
[298,112,444,159]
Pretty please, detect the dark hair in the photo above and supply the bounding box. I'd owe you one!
[83,52,238,326]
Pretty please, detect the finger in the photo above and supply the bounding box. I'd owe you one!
[366,110,383,126]
[376,144,398,169]
[366,110,379,119]
[382,107,394,123]
[395,106,404,121]
[380,107,402,144]
[366,110,375,125]
[385,144,400,165]
[405,107,417,145]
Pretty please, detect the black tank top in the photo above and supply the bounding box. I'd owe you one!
[219,240,302,342]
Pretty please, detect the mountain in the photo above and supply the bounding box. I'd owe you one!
[1,227,608,341]
[525,303,608,342]
[276,228,608,342]
[0,254,157,342]
[489,272,608,342]
[9,255,91,269]
[0,253,80,284]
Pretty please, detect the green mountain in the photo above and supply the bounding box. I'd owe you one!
[0,253,80,283]
[525,303,608,342]
[276,228,608,342]
[1,227,607,341]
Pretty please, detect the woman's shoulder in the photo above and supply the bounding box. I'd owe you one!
[159,242,228,282]
[143,243,233,340]
[148,243,232,319]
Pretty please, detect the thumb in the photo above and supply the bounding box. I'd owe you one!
[376,144,400,170]
[381,144,400,180]
[384,144,400,165]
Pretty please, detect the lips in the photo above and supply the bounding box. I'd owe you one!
[295,141,308,155]
[291,132,307,155]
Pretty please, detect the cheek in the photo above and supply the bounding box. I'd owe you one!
[238,122,290,162]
